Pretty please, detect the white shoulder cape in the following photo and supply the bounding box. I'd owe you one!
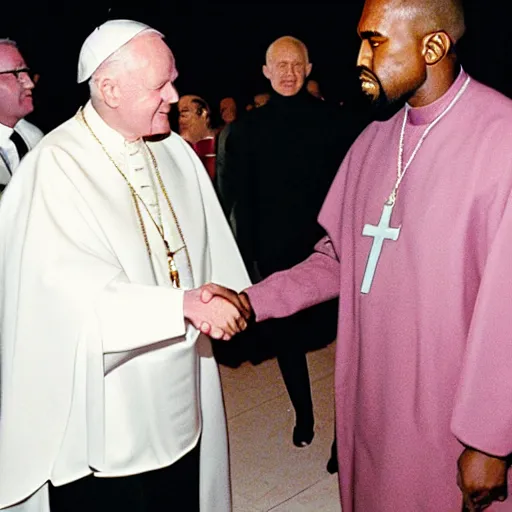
[0,114,250,510]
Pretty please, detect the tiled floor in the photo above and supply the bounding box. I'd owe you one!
[219,343,342,512]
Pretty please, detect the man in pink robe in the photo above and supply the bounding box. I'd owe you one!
[201,0,512,510]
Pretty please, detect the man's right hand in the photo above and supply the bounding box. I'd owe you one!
[457,447,508,511]
[199,283,253,320]
[183,285,250,340]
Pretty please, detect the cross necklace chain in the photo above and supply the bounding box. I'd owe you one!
[79,108,193,289]
[360,76,471,294]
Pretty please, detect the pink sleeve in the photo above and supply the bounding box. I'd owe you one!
[451,195,512,457]
[245,235,340,322]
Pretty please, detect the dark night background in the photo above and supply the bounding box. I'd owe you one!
[1,2,509,134]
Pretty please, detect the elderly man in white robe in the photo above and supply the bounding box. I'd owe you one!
[0,20,251,512]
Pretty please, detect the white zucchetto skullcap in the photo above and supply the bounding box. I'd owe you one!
[77,19,162,83]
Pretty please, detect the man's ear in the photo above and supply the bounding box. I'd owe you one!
[305,63,313,77]
[422,31,452,65]
[262,64,271,80]
[98,77,121,108]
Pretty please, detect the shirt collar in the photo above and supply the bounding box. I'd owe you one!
[0,121,14,146]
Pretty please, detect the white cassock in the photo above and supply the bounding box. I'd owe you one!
[0,101,250,511]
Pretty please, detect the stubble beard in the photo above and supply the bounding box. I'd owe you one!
[357,67,411,121]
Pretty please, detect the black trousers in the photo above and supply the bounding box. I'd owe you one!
[214,299,338,425]
[48,443,200,512]
[253,299,338,427]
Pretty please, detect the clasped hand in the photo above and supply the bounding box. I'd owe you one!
[183,283,252,340]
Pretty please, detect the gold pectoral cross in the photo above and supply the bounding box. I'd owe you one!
[163,239,182,288]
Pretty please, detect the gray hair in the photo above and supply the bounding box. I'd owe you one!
[0,38,18,49]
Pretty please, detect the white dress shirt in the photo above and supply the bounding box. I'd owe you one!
[0,118,43,186]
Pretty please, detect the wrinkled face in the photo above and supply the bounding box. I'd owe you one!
[178,95,209,143]
[220,97,237,124]
[0,44,35,127]
[357,0,427,108]
[263,41,312,97]
[253,93,270,108]
[117,34,179,139]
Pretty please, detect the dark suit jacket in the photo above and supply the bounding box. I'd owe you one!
[218,88,364,277]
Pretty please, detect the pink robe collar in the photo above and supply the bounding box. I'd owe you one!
[407,67,468,126]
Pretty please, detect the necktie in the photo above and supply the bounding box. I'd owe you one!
[10,130,29,161]
[0,147,11,176]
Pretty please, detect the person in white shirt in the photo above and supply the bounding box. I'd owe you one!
[0,19,251,512]
[0,39,43,193]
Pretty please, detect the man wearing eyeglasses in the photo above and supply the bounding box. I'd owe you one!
[0,39,43,194]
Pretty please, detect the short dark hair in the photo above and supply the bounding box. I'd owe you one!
[402,0,466,43]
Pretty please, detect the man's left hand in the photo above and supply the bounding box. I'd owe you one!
[457,446,508,511]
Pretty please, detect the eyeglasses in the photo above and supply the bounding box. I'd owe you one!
[0,68,34,82]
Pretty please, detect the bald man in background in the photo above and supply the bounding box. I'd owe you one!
[217,35,364,449]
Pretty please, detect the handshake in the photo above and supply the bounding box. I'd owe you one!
[183,283,254,340]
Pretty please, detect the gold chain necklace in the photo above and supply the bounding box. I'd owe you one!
[78,108,193,288]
